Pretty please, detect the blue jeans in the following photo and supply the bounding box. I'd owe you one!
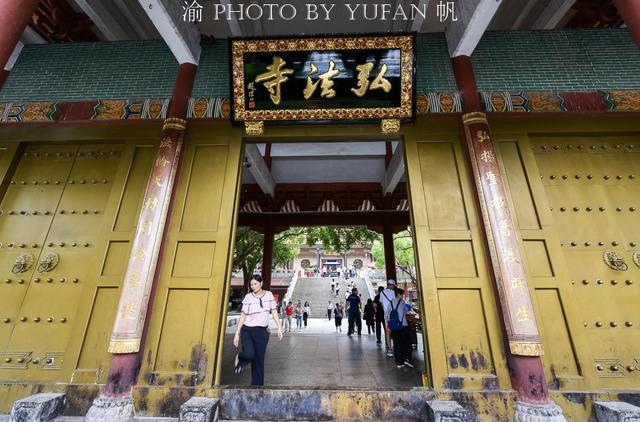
[296,315,303,328]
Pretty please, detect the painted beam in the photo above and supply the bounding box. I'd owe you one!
[238,211,410,229]
[382,142,405,195]
[532,0,576,29]
[445,0,503,57]
[69,0,138,41]
[139,0,202,64]
[245,143,276,197]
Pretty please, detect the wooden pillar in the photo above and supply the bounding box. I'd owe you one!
[99,63,197,400]
[452,55,564,419]
[383,225,397,281]
[262,225,274,290]
[0,0,38,71]
[0,69,8,90]
[614,0,640,47]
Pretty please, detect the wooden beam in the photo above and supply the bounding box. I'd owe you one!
[445,0,503,57]
[533,0,576,29]
[238,211,410,229]
[382,142,404,195]
[69,0,138,40]
[245,143,276,197]
[139,0,201,64]
[4,42,23,71]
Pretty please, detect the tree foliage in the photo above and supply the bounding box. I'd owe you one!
[371,228,416,283]
[233,226,380,291]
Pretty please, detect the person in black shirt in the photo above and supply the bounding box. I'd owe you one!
[363,298,375,335]
[373,286,385,344]
[346,288,362,336]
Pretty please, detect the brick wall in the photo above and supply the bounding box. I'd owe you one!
[192,42,230,98]
[472,28,640,91]
[0,28,638,102]
[0,41,178,102]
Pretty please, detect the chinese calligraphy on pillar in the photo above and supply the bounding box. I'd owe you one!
[462,112,543,357]
[108,118,186,353]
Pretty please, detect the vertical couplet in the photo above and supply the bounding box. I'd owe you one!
[453,55,553,406]
[104,63,197,396]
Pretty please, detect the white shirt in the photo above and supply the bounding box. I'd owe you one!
[380,287,396,318]
[327,303,334,310]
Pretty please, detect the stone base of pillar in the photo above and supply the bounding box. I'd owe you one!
[179,397,220,422]
[85,394,134,422]
[10,392,66,422]
[593,401,640,421]
[513,401,566,422]
[425,400,474,422]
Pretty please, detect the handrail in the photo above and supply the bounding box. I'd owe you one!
[283,268,299,304]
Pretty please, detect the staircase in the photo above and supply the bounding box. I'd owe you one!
[289,277,372,318]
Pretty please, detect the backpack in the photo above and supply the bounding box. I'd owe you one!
[388,300,404,331]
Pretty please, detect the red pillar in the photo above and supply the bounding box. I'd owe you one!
[103,63,197,398]
[452,55,554,407]
[614,0,640,47]
[383,225,397,281]
[0,0,39,71]
[262,225,274,290]
[0,69,8,90]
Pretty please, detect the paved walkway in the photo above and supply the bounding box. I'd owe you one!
[220,317,425,388]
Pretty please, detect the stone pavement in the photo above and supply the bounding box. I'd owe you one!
[220,317,425,388]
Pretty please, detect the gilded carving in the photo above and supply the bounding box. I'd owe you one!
[162,117,187,131]
[509,341,544,356]
[603,250,628,271]
[245,121,264,135]
[632,251,640,269]
[381,119,400,134]
[37,252,59,273]
[12,253,34,274]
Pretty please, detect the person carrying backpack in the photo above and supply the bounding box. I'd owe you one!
[389,288,413,368]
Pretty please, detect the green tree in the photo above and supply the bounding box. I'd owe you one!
[371,228,416,283]
[233,226,380,291]
[233,227,303,292]
[303,226,379,253]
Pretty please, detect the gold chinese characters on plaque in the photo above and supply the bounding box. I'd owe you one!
[230,34,415,125]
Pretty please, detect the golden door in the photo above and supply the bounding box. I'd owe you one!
[496,133,640,390]
[139,124,243,388]
[0,141,154,383]
[403,123,510,390]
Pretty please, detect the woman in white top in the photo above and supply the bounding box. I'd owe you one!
[233,275,283,385]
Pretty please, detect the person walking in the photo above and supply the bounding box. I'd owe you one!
[334,302,343,332]
[331,278,335,293]
[389,288,413,369]
[303,301,310,328]
[295,301,303,331]
[335,281,340,297]
[233,275,284,385]
[380,279,397,357]
[327,301,334,321]
[346,287,362,336]
[284,301,293,333]
[373,286,385,345]
[363,298,375,335]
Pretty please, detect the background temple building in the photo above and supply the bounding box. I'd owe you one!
[0,0,639,421]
